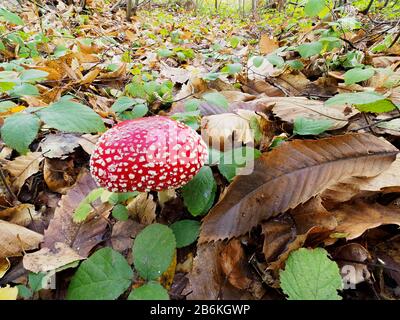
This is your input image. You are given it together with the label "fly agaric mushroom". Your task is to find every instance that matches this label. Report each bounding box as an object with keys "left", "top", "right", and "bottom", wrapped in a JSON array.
[{"left": 89, "top": 116, "right": 208, "bottom": 192}]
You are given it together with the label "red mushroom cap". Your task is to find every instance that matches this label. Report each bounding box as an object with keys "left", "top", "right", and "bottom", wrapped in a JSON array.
[{"left": 90, "top": 116, "right": 208, "bottom": 192}]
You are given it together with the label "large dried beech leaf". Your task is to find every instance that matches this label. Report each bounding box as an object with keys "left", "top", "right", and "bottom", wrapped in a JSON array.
[
  {"left": 332, "top": 200, "right": 400, "bottom": 240},
  {"left": 269, "top": 97, "right": 357, "bottom": 130},
  {"left": 200, "top": 133, "right": 398, "bottom": 242},
  {"left": 4, "top": 152, "right": 44, "bottom": 191},
  {"left": 43, "top": 170, "right": 111, "bottom": 257},
  {"left": 0, "top": 220, "right": 43, "bottom": 259}
]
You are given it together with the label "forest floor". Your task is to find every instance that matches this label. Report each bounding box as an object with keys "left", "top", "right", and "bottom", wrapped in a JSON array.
[{"left": 1, "top": 0, "right": 400, "bottom": 300}]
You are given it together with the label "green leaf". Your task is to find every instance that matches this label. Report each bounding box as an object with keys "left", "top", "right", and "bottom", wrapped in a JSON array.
[
  {"left": 170, "top": 220, "right": 201, "bottom": 248},
  {"left": 131, "top": 103, "right": 148, "bottom": 118},
  {"left": 226, "top": 63, "right": 242, "bottom": 75},
  {"left": 128, "top": 282, "right": 169, "bottom": 300},
  {"left": 202, "top": 92, "right": 228, "bottom": 109},
  {"left": 202, "top": 72, "right": 221, "bottom": 81},
  {"left": 157, "top": 48, "right": 173, "bottom": 58},
  {"left": 218, "top": 147, "right": 261, "bottom": 181},
  {"left": 297, "top": 42, "right": 323, "bottom": 58},
  {"left": 0, "top": 80, "right": 17, "bottom": 92},
  {"left": 10, "top": 83, "right": 39, "bottom": 97},
  {"left": 325, "top": 92, "right": 386, "bottom": 107},
  {"left": 267, "top": 54, "right": 285, "bottom": 67},
  {"left": 344, "top": 68, "right": 375, "bottom": 85},
  {"left": 67, "top": 248, "right": 133, "bottom": 300},
  {"left": 252, "top": 56, "right": 264, "bottom": 68},
  {"left": 280, "top": 248, "right": 342, "bottom": 300},
  {"left": 20, "top": 69, "right": 49, "bottom": 82},
  {"left": 0, "top": 9, "right": 24, "bottom": 26},
  {"left": 106, "top": 192, "right": 138, "bottom": 205},
  {"left": 184, "top": 99, "right": 201, "bottom": 111},
  {"left": 182, "top": 166, "right": 217, "bottom": 216},
  {"left": 17, "top": 285, "right": 32, "bottom": 299},
  {"left": 38, "top": 99, "right": 106, "bottom": 133},
  {"left": 125, "top": 82, "right": 146, "bottom": 99},
  {"left": 133, "top": 224, "right": 176, "bottom": 280},
  {"left": 111, "top": 96, "right": 136, "bottom": 113},
  {"left": 287, "top": 60, "right": 304, "bottom": 70},
  {"left": 1, "top": 113, "right": 40, "bottom": 154},
  {"left": 293, "top": 117, "right": 333, "bottom": 135},
  {"left": 229, "top": 36, "right": 240, "bottom": 48},
  {"left": 304, "top": 0, "right": 326, "bottom": 17},
  {"left": 73, "top": 188, "right": 105, "bottom": 222},
  {"left": 355, "top": 99, "right": 396, "bottom": 113},
  {"left": 28, "top": 272, "right": 47, "bottom": 292},
  {"left": 112, "top": 204, "right": 129, "bottom": 221}
]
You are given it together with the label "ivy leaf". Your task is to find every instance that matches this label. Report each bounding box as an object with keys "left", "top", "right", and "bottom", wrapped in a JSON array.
[
  {"left": 297, "top": 42, "right": 323, "bottom": 58},
  {"left": 304, "top": 0, "right": 326, "bottom": 17},
  {"left": 182, "top": 166, "right": 217, "bottom": 216},
  {"left": 170, "top": 220, "right": 201, "bottom": 248},
  {"left": 38, "top": 99, "right": 106, "bottom": 133},
  {"left": 67, "top": 248, "right": 133, "bottom": 300},
  {"left": 293, "top": 117, "right": 333, "bottom": 136},
  {"left": 128, "top": 282, "right": 169, "bottom": 300},
  {"left": 0, "top": 9, "right": 24, "bottom": 26},
  {"left": 133, "top": 224, "right": 176, "bottom": 280},
  {"left": 280, "top": 248, "right": 343, "bottom": 300},
  {"left": 1, "top": 113, "right": 40, "bottom": 154},
  {"left": 344, "top": 68, "right": 375, "bottom": 85},
  {"left": 202, "top": 92, "right": 228, "bottom": 109}
]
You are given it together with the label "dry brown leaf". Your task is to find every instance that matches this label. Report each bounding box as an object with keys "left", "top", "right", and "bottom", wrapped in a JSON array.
[
  {"left": 4, "top": 152, "right": 44, "bottom": 191},
  {"left": 333, "top": 243, "right": 371, "bottom": 286},
  {"left": 184, "top": 242, "right": 246, "bottom": 300},
  {"left": 0, "top": 220, "right": 43, "bottom": 259},
  {"left": 39, "top": 133, "right": 80, "bottom": 159},
  {"left": 200, "top": 133, "right": 398, "bottom": 242},
  {"left": 259, "top": 34, "right": 279, "bottom": 54},
  {"left": 126, "top": 193, "right": 156, "bottom": 225},
  {"left": 111, "top": 220, "right": 145, "bottom": 252},
  {"left": 43, "top": 158, "right": 79, "bottom": 194},
  {"left": 268, "top": 96, "right": 358, "bottom": 130},
  {"left": 160, "top": 62, "right": 190, "bottom": 84},
  {"left": 201, "top": 111, "right": 259, "bottom": 150},
  {"left": 247, "top": 56, "right": 274, "bottom": 80},
  {"left": 0, "top": 203, "right": 40, "bottom": 227},
  {"left": 219, "top": 91, "right": 256, "bottom": 103},
  {"left": 78, "top": 134, "right": 99, "bottom": 154},
  {"left": 332, "top": 200, "right": 400, "bottom": 240},
  {"left": 43, "top": 170, "right": 111, "bottom": 257},
  {"left": 0, "top": 258, "right": 10, "bottom": 279},
  {"left": 23, "top": 242, "right": 84, "bottom": 273}
]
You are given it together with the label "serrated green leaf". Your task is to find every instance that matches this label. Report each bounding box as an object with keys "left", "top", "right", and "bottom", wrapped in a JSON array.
[
  {"left": 38, "top": 99, "right": 106, "bottom": 133},
  {"left": 112, "top": 204, "right": 129, "bottom": 221},
  {"left": 293, "top": 117, "right": 333, "bottom": 135},
  {"left": 128, "top": 281, "right": 169, "bottom": 300},
  {"left": 1, "top": 113, "right": 40, "bottom": 154},
  {"left": 297, "top": 42, "right": 323, "bottom": 58},
  {"left": 280, "top": 248, "right": 342, "bottom": 300},
  {"left": 304, "top": 0, "right": 326, "bottom": 17},
  {"left": 202, "top": 92, "right": 228, "bottom": 109},
  {"left": 344, "top": 68, "right": 375, "bottom": 85},
  {"left": 0, "top": 9, "right": 24, "bottom": 26},
  {"left": 182, "top": 166, "right": 217, "bottom": 216},
  {"left": 67, "top": 248, "right": 133, "bottom": 300},
  {"left": 170, "top": 220, "right": 200, "bottom": 248},
  {"left": 133, "top": 224, "right": 176, "bottom": 280}
]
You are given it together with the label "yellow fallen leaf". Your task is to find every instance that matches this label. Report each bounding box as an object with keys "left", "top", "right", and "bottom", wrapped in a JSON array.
[{"left": 0, "top": 285, "right": 18, "bottom": 300}]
